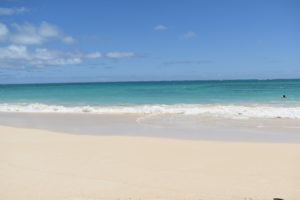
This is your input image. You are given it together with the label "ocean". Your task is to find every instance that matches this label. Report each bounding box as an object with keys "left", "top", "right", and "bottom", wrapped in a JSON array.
[{"left": 0, "top": 79, "right": 300, "bottom": 119}]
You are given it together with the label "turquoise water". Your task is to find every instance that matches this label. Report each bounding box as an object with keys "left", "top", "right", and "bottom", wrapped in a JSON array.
[{"left": 0, "top": 79, "right": 300, "bottom": 106}]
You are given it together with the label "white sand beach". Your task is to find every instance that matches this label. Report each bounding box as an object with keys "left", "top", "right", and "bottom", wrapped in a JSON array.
[
  {"left": 1, "top": 123, "right": 299, "bottom": 200},
  {"left": 1, "top": 0, "right": 299, "bottom": 199}
]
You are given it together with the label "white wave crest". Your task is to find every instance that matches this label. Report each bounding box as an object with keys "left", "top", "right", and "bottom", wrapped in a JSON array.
[{"left": 0, "top": 103, "right": 300, "bottom": 119}]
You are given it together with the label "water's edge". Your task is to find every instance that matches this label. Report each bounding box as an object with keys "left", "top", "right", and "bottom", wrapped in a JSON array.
[{"left": 0, "top": 103, "right": 300, "bottom": 119}]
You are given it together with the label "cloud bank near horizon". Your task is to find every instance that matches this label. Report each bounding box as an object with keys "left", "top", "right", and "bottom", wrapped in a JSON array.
[
  {"left": 0, "top": 7, "right": 28, "bottom": 16},
  {"left": 0, "top": 20, "right": 137, "bottom": 68}
]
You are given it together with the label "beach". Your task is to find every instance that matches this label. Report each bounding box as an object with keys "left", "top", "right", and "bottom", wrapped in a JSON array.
[
  {"left": 1, "top": 80, "right": 300, "bottom": 200},
  {"left": 1, "top": 0, "right": 300, "bottom": 198},
  {"left": 1, "top": 113, "right": 300, "bottom": 200}
]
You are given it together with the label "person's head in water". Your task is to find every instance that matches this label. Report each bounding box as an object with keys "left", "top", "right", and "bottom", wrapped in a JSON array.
[{"left": 282, "top": 95, "right": 287, "bottom": 98}]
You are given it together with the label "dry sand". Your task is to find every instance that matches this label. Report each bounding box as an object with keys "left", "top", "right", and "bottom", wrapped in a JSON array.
[{"left": 0, "top": 125, "right": 299, "bottom": 200}]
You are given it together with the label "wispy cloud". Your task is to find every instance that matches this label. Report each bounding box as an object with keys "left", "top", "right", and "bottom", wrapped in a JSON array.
[
  {"left": 0, "top": 45, "right": 100, "bottom": 68},
  {"left": 86, "top": 52, "right": 102, "bottom": 58},
  {"left": 105, "top": 52, "right": 136, "bottom": 58},
  {"left": 182, "top": 31, "right": 196, "bottom": 39},
  {"left": 154, "top": 25, "right": 167, "bottom": 31},
  {"left": 0, "top": 21, "right": 138, "bottom": 68},
  {"left": 0, "top": 23, "right": 9, "bottom": 41},
  {"left": 61, "top": 36, "right": 76, "bottom": 44},
  {"left": 0, "top": 45, "right": 137, "bottom": 68},
  {"left": 0, "top": 22, "right": 76, "bottom": 45},
  {"left": 163, "top": 60, "right": 213, "bottom": 65},
  {"left": 0, "top": 7, "right": 28, "bottom": 15},
  {"left": 256, "top": 39, "right": 263, "bottom": 44}
]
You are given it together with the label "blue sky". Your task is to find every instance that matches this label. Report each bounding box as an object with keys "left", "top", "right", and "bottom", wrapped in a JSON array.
[{"left": 0, "top": 0, "right": 299, "bottom": 83}]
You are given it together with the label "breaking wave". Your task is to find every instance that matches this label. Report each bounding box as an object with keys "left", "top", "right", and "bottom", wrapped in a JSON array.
[{"left": 0, "top": 103, "right": 300, "bottom": 119}]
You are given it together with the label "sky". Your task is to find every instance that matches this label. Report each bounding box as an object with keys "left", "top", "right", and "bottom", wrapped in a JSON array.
[{"left": 0, "top": 0, "right": 299, "bottom": 83}]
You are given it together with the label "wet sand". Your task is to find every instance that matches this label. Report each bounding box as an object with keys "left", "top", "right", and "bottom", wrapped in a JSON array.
[{"left": 0, "top": 112, "right": 300, "bottom": 142}]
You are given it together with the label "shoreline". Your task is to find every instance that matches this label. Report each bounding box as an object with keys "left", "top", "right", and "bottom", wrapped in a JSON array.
[
  {"left": 1, "top": 125, "right": 299, "bottom": 200},
  {"left": 1, "top": 112, "right": 300, "bottom": 143}
]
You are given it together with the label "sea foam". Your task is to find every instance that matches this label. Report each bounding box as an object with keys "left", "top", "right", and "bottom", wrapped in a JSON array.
[{"left": 0, "top": 103, "right": 300, "bottom": 119}]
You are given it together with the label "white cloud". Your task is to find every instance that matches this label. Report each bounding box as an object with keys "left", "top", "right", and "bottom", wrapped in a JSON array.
[
  {"left": 0, "top": 45, "right": 28, "bottom": 60},
  {"left": 0, "top": 46, "right": 137, "bottom": 68},
  {"left": 61, "top": 36, "right": 76, "bottom": 44},
  {"left": 86, "top": 52, "right": 102, "bottom": 58},
  {"left": 10, "top": 23, "right": 44, "bottom": 45},
  {"left": 183, "top": 31, "right": 196, "bottom": 39},
  {"left": 0, "top": 23, "right": 9, "bottom": 41},
  {"left": 0, "top": 45, "right": 101, "bottom": 68},
  {"left": 38, "top": 22, "right": 60, "bottom": 37},
  {"left": 105, "top": 52, "right": 135, "bottom": 58},
  {"left": 0, "top": 21, "right": 138, "bottom": 68},
  {"left": 0, "top": 7, "right": 28, "bottom": 15},
  {"left": 1, "top": 22, "right": 75, "bottom": 45},
  {"left": 154, "top": 25, "right": 167, "bottom": 31}
]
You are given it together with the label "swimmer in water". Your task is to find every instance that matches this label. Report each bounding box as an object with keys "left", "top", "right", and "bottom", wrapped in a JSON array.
[{"left": 282, "top": 95, "right": 287, "bottom": 98}]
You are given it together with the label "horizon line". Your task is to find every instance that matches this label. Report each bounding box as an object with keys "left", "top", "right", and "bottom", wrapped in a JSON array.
[{"left": 1, "top": 78, "right": 300, "bottom": 86}]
